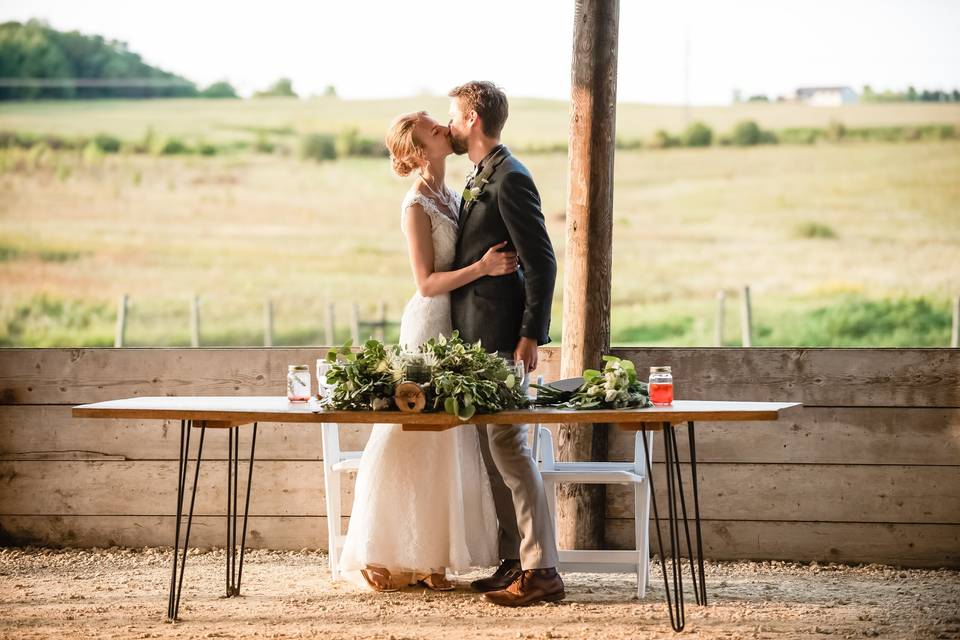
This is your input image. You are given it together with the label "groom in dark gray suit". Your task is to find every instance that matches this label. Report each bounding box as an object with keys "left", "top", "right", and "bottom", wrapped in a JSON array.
[{"left": 447, "top": 81, "right": 564, "bottom": 606}]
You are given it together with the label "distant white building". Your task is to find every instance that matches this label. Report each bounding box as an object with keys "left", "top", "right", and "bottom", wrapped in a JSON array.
[{"left": 794, "top": 86, "right": 858, "bottom": 106}]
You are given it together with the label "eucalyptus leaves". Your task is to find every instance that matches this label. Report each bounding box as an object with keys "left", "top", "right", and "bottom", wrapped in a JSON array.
[
  {"left": 420, "top": 332, "right": 528, "bottom": 419},
  {"left": 532, "top": 355, "right": 653, "bottom": 410},
  {"left": 321, "top": 338, "right": 651, "bottom": 417},
  {"left": 321, "top": 332, "right": 528, "bottom": 420},
  {"left": 322, "top": 339, "right": 403, "bottom": 412}
]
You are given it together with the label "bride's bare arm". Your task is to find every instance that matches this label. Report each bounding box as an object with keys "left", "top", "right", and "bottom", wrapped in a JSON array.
[{"left": 404, "top": 204, "right": 518, "bottom": 298}]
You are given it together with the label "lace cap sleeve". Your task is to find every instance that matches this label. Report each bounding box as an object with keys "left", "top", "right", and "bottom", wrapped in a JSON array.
[{"left": 400, "top": 192, "right": 432, "bottom": 231}]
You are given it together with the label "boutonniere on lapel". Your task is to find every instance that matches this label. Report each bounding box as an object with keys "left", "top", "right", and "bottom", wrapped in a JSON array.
[
  {"left": 462, "top": 180, "right": 485, "bottom": 203},
  {"left": 461, "top": 147, "right": 508, "bottom": 210}
]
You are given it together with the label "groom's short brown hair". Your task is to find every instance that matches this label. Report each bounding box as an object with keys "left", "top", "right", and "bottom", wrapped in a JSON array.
[{"left": 449, "top": 81, "right": 509, "bottom": 138}]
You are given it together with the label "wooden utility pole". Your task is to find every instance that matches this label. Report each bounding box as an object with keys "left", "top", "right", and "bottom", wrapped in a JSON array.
[{"left": 558, "top": 0, "right": 620, "bottom": 551}]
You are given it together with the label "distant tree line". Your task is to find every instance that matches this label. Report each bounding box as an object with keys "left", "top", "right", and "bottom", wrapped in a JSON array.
[
  {"left": 632, "top": 119, "right": 955, "bottom": 149},
  {"left": 521, "top": 120, "right": 957, "bottom": 154},
  {"left": 0, "top": 124, "right": 390, "bottom": 161},
  {"left": 0, "top": 20, "right": 255, "bottom": 100},
  {"left": 734, "top": 86, "right": 960, "bottom": 104},
  {"left": 861, "top": 85, "right": 960, "bottom": 103}
]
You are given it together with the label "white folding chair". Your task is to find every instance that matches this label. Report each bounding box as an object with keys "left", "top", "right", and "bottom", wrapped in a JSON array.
[
  {"left": 320, "top": 422, "right": 363, "bottom": 579},
  {"left": 531, "top": 377, "right": 654, "bottom": 597}
]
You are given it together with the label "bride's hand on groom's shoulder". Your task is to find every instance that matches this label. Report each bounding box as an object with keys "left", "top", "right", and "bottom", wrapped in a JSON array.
[{"left": 479, "top": 241, "right": 519, "bottom": 277}]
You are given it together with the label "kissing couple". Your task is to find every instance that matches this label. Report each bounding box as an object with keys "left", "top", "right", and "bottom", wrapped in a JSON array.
[{"left": 336, "top": 81, "right": 564, "bottom": 607}]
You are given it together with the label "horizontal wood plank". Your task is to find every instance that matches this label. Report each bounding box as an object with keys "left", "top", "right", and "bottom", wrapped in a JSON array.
[
  {"left": 613, "top": 348, "right": 960, "bottom": 408},
  {"left": 0, "top": 514, "right": 348, "bottom": 550},
  {"left": 0, "top": 460, "right": 354, "bottom": 517},
  {"left": 605, "top": 519, "right": 960, "bottom": 568},
  {"left": 602, "top": 407, "right": 960, "bottom": 465},
  {"left": 602, "top": 464, "right": 960, "bottom": 524},
  {"left": 6, "top": 406, "right": 960, "bottom": 465},
  {"left": 69, "top": 396, "right": 800, "bottom": 428},
  {"left": 1, "top": 515, "right": 956, "bottom": 567},
  {"left": 0, "top": 405, "right": 350, "bottom": 460},
  {"left": 6, "top": 347, "right": 960, "bottom": 407},
  {"left": 4, "top": 460, "right": 958, "bottom": 524},
  {"left": 0, "top": 348, "right": 563, "bottom": 405}
]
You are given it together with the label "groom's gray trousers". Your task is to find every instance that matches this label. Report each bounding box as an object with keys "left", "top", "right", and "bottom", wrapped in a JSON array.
[{"left": 475, "top": 418, "right": 560, "bottom": 569}]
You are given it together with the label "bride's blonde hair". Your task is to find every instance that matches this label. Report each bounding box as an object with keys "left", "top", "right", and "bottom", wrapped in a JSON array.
[{"left": 386, "top": 111, "right": 427, "bottom": 177}]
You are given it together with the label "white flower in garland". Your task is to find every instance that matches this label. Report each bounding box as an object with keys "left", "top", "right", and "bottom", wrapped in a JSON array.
[
  {"left": 532, "top": 355, "right": 653, "bottom": 410},
  {"left": 386, "top": 350, "right": 410, "bottom": 382}
]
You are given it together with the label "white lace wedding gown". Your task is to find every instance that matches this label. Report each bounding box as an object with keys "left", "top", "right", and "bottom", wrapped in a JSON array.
[{"left": 337, "top": 186, "right": 499, "bottom": 588}]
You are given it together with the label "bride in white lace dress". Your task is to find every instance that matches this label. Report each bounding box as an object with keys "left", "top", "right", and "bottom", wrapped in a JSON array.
[{"left": 337, "top": 111, "right": 520, "bottom": 592}]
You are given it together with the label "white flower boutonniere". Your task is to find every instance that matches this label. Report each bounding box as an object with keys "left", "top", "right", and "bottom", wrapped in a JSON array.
[
  {"left": 461, "top": 147, "right": 508, "bottom": 209},
  {"left": 462, "top": 180, "right": 486, "bottom": 202}
]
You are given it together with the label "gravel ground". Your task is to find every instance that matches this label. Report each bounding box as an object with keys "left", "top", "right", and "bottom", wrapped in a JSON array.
[{"left": 1, "top": 547, "right": 958, "bottom": 640}]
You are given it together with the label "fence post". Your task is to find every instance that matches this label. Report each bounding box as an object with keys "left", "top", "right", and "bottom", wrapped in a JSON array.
[
  {"left": 263, "top": 299, "right": 274, "bottom": 347},
  {"left": 952, "top": 294, "right": 959, "bottom": 348},
  {"left": 740, "top": 285, "right": 752, "bottom": 347},
  {"left": 114, "top": 294, "right": 128, "bottom": 348},
  {"left": 377, "top": 301, "right": 387, "bottom": 341},
  {"left": 190, "top": 294, "right": 200, "bottom": 348},
  {"left": 350, "top": 303, "right": 360, "bottom": 344},
  {"left": 715, "top": 290, "right": 726, "bottom": 346},
  {"left": 325, "top": 303, "right": 336, "bottom": 346}
]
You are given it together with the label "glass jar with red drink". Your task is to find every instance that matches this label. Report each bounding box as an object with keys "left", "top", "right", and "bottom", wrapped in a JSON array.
[{"left": 649, "top": 366, "right": 674, "bottom": 406}]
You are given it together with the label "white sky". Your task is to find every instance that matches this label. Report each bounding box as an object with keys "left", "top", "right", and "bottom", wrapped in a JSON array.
[{"left": 2, "top": 0, "right": 959, "bottom": 103}]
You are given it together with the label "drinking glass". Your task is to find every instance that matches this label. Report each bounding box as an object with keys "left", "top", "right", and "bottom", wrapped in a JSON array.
[
  {"left": 503, "top": 358, "right": 528, "bottom": 394},
  {"left": 316, "top": 359, "right": 334, "bottom": 400}
]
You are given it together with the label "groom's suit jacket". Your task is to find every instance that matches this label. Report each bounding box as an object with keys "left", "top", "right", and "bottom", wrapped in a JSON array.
[{"left": 451, "top": 145, "right": 557, "bottom": 353}]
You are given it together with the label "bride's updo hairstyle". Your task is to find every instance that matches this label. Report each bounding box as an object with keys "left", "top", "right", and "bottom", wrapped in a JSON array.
[{"left": 386, "top": 111, "right": 427, "bottom": 177}]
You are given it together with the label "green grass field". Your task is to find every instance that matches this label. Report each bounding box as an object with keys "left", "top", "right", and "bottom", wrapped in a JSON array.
[
  {"left": 3, "top": 97, "right": 960, "bottom": 148},
  {"left": 1, "top": 99, "right": 959, "bottom": 347}
]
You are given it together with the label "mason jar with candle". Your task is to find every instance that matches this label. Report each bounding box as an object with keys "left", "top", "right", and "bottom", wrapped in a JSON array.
[
  {"left": 287, "top": 365, "right": 311, "bottom": 402},
  {"left": 649, "top": 366, "right": 674, "bottom": 406}
]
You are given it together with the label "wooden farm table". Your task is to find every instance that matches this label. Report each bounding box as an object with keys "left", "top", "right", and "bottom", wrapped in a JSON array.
[{"left": 73, "top": 397, "right": 800, "bottom": 630}]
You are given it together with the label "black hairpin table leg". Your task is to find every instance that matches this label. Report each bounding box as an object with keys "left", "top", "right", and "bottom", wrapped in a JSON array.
[
  {"left": 226, "top": 423, "right": 258, "bottom": 597},
  {"left": 666, "top": 422, "right": 704, "bottom": 605},
  {"left": 167, "top": 420, "right": 206, "bottom": 622},
  {"left": 166, "top": 421, "right": 258, "bottom": 621},
  {"left": 687, "top": 421, "right": 707, "bottom": 606},
  {"left": 641, "top": 427, "right": 682, "bottom": 631},
  {"left": 640, "top": 421, "right": 708, "bottom": 632}
]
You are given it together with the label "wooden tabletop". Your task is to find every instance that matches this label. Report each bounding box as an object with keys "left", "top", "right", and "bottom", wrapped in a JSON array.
[{"left": 72, "top": 396, "right": 802, "bottom": 430}]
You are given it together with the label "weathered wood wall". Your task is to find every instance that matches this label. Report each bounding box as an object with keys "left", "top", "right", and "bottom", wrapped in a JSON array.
[{"left": 1, "top": 347, "right": 958, "bottom": 567}]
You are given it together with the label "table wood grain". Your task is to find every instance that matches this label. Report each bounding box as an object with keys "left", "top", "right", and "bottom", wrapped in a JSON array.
[{"left": 73, "top": 397, "right": 802, "bottom": 430}]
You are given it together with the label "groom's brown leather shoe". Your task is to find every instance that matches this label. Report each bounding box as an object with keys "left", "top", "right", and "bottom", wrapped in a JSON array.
[
  {"left": 470, "top": 559, "right": 523, "bottom": 593},
  {"left": 483, "top": 569, "right": 565, "bottom": 607}
]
